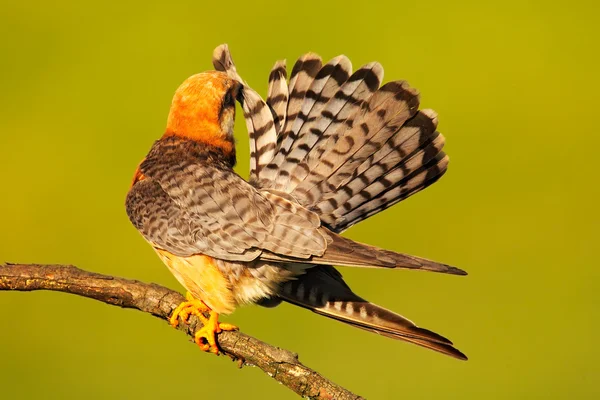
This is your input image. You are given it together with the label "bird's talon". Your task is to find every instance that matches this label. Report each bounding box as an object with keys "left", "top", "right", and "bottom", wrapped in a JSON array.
[
  {"left": 169, "top": 292, "right": 210, "bottom": 328},
  {"left": 191, "top": 311, "right": 237, "bottom": 355},
  {"left": 169, "top": 302, "right": 188, "bottom": 328},
  {"left": 195, "top": 335, "right": 212, "bottom": 352},
  {"left": 194, "top": 327, "right": 218, "bottom": 353},
  {"left": 168, "top": 293, "right": 237, "bottom": 355}
]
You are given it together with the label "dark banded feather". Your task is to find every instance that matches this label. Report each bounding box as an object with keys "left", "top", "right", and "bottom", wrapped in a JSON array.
[
  {"left": 272, "top": 55, "right": 353, "bottom": 190},
  {"left": 274, "top": 62, "right": 384, "bottom": 192},
  {"left": 327, "top": 133, "right": 445, "bottom": 218},
  {"left": 298, "top": 63, "right": 384, "bottom": 172},
  {"left": 262, "top": 54, "right": 323, "bottom": 183},
  {"left": 285, "top": 53, "right": 323, "bottom": 133},
  {"left": 278, "top": 266, "right": 467, "bottom": 360},
  {"left": 216, "top": 46, "right": 449, "bottom": 234},
  {"left": 267, "top": 59, "right": 288, "bottom": 134},
  {"left": 212, "top": 44, "right": 278, "bottom": 182},
  {"left": 336, "top": 152, "right": 449, "bottom": 231},
  {"left": 292, "top": 80, "right": 421, "bottom": 203},
  {"left": 312, "top": 110, "right": 445, "bottom": 230}
]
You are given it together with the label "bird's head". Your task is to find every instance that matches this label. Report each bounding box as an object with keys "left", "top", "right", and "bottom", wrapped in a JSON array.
[{"left": 164, "top": 70, "right": 242, "bottom": 156}]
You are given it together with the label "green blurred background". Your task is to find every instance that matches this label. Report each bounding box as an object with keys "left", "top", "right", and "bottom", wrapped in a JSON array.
[{"left": 1, "top": 0, "right": 598, "bottom": 398}]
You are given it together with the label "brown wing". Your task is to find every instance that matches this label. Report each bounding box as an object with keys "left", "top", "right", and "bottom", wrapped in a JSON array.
[
  {"left": 260, "top": 228, "right": 466, "bottom": 275},
  {"left": 125, "top": 137, "right": 327, "bottom": 261}
]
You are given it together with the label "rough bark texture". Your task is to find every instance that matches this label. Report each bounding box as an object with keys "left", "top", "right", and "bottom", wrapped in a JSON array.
[{"left": 0, "top": 263, "right": 363, "bottom": 400}]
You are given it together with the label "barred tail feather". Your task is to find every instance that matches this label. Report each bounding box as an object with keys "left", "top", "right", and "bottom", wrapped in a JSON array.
[
  {"left": 276, "top": 54, "right": 323, "bottom": 149},
  {"left": 214, "top": 45, "right": 450, "bottom": 234},
  {"left": 292, "top": 80, "right": 421, "bottom": 204},
  {"left": 266, "top": 61, "right": 384, "bottom": 192},
  {"left": 294, "top": 62, "right": 384, "bottom": 186},
  {"left": 258, "top": 54, "right": 323, "bottom": 185},
  {"left": 337, "top": 152, "right": 449, "bottom": 231},
  {"left": 213, "top": 44, "right": 278, "bottom": 182},
  {"left": 267, "top": 60, "right": 288, "bottom": 133},
  {"left": 314, "top": 111, "right": 442, "bottom": 217},
  {"left": 317, "top": 111, "right": 448, "bottom": 231},
  {"left": 278, "top": 266, "right": 467, "bottom": 360},
  {"left": 272, "top": 55, "right": 352, "bottom": 189}
]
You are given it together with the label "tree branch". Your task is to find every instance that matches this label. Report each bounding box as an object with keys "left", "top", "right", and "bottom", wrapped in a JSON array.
[{"left": 0, "top": 263, "right": 362, "bottom": 400}]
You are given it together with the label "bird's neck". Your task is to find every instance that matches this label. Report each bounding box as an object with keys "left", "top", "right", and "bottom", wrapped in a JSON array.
[
  {"left": 163, "top": 124, "right": 234, "bottom": 156},
  {"left": 158, "top": 133, "right": 236, "bottom": 169}
]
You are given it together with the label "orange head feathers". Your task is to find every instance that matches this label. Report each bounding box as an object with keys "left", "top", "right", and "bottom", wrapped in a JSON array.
[{"left": 164, "top": 71, "right": 241, "bottom": 155}]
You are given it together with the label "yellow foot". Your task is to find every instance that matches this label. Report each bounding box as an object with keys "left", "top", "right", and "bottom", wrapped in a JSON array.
[
  {"left": 194, "top": 310, "right": 238, "bottom": 354},
  {"left": 169, "top": 292, "right": 210, "bottom": 328}
]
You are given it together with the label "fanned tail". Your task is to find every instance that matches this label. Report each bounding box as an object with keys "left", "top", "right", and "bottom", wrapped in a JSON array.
[
  {"left": 314, "top": 108, "right": 448, "bottom": 231},
  {"left": 289, "top": 81, "right": 447, "bottom": 233},
  {"left": 219, "top": 45, "right": 447, "bottom": 232},
  {"left": 278, "top": 266, "right": 467, "bottom": 360}
]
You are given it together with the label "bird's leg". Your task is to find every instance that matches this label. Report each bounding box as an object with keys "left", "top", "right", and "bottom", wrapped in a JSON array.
[
  {"left": 169, "top": 292, "right": 210, "bottom": 327},
  {"left": 194, "top": 310, "right": 238, "bottom": 354},
  {"left": 169, "top": 292, "right": 238, "bottom": 354}
]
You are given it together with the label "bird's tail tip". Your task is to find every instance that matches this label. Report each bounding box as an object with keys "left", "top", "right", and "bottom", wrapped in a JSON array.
[{"left": 278, "top": 266, "right": 467, "bottom": 360}]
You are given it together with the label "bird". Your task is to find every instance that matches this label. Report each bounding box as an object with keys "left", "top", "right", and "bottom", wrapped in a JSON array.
[{"left": 125, "top": 44, "right": 467, "bottom": 360}]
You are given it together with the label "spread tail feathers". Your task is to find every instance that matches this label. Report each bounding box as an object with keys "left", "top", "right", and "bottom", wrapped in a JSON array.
[
  {"left": 213, "top": 45, "right": 449, "bottom": 233},
  {"left": 278, "top": 266, "right": 467, "bottom": 360}
]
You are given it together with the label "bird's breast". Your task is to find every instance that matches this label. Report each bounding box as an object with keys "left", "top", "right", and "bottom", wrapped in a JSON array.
[{"left": 154, "top": 248, "right": 236, "bottom": 314}]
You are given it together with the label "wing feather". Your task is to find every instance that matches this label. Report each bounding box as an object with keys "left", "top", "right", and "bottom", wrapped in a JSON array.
[
  {"left": 272, "top": 56, "right": 353, "bottom": 190},
  {"left": 212, "top": 44, "right": 279, "bottom": 183},
  {"left": 267, "top": 59, "right": 288, "bottom": 134},
  {"left": 125, "top": 138, "right": 327, "bottom": 261}
]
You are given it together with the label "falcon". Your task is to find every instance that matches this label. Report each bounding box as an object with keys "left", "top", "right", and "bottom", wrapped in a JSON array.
[{"left": 125, "top": 44, "right": 467, "bottom": 360}]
